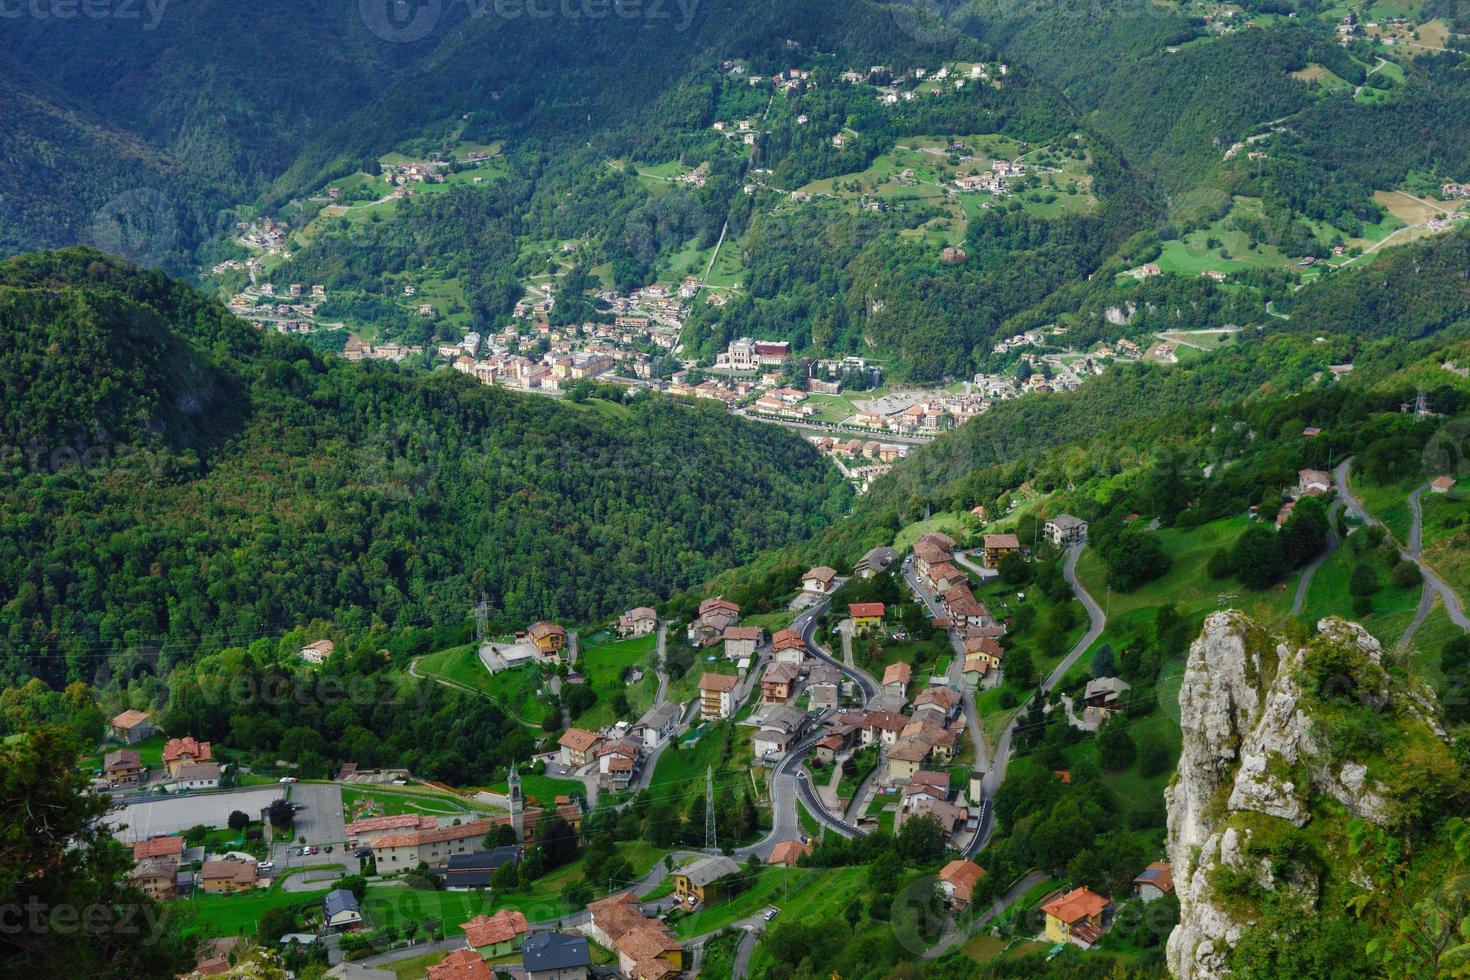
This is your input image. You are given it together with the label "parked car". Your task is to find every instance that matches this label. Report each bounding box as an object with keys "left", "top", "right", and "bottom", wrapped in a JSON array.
[
  {"left": 354, "top": 848, "right": 372, "bottom": 859},
  {"left": 258, "top": 861, "right": 275, "bottom": 872},
  {"left": 308, "top": 846, "right": 318, "bottom": 855},
  {"left": 278, "top": 776, "right": 296, "bottom": 784},
  {"left": 324, "top": 845, "right": 333, "bottom": 853},
  {"left": 763, "top": 907, "right": 780, "bottom": 921}
]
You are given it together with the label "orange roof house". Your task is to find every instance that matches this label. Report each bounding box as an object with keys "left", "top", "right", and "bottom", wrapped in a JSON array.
[
  {"left": 557, "top": 728, "right": 602, "bottom": 767},
  {"left": 427, "top": 948, "right": 492, "bottom": 980},
  {"left": 462, "top": 909, "right": 530, "bottom": 952},
  {"left": 133, "top": 836, "right": 184, "bottom": 862},
  {"left": 768, "top": 839, "right": 813, "bottom": 867},
  {"left": 882, "top": 661, "right": 912, "bottom": 692},
  {"left": 162, "top": 737, "right": 212, "bottom": 776},
  {"left": 938, "top": 859, "right": 985, "bottom": 906},
  {"left": 1041, "top": 886, "right": 1109, "bottom": 948}
]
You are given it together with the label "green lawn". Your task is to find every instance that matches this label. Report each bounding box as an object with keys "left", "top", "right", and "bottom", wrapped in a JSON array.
[
  {"left": 413, "top": 645, "right": 549, "bottom": 723},
  {"left": 1075, "top": 515, "right": 1298, "bottom": 627},
  {"left": 1418, "top": 491, "right": 1470, "bottom": 607},
  {"left": 481, "top": 772, "right": 584, "bottom": 807},
  {"left": 1347, "top": 475, "right": 1416, "bottom": 544},
  {"left": 574, "top": 633, "right": 658, "bottom": 728},
  {"left": 1297, "top": 536, "right": 1422, "bottom": 646},
  {"left": 341, "top": 786, "right": 481, "bottom": 821}
]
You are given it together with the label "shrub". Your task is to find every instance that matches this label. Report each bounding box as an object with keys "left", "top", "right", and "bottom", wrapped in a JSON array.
[
  {"left": 1207, "top": 548, "right": 1232, "bottom": 580},
  {"left": 1390, "top": 560, "right": 1422, "bottom": 590},
  {"left": 1349, "top": 562, "right": 1378, "bottom": 597}
]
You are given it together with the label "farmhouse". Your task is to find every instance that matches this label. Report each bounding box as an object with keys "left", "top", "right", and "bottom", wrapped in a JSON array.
[
  {"left": 109, "top": 710, "right": 154, "bottom": 744},
  {"left": 1044, "top": 514, "right": 1088, "bottom": 548}
]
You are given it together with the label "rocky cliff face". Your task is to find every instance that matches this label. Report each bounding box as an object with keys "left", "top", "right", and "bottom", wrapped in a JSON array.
[{"left": 1164, "top": 612, "right": 1447, "bottom": 978}]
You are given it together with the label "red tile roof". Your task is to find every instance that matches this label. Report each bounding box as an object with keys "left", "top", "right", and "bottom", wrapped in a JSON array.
[
  {"left": 1042, "top": 886, "right": 1108, "bottom": 924},
  {"left": 427, "top": 948, "right": 492, "bottom": 980},
  {"left": 162, "top": 737, "right": 212, "bottom": 765},
  {"left": 849, "top": 602, "right": 885, "bottom": 618},
  {"left": 772, "top": 629, "right": 805, "bottom": 651},
  {"left": 133, "top": 836, "right": 184, "bottom": 861},
  {"left": 461, "top": 909, "right": 528, "bottom": 948},
  {"left": 699, "top": 673, "right": 738, "bottom": 693},
  {"left": 939, "top": 859, "right": 985, "bottom": 901}
]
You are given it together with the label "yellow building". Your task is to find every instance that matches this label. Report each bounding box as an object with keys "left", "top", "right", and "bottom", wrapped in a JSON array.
[
  {"left": 671, "top": 856, "right": 740, "bottom": 907},
  {"left": 1041, "top": 886, "right": 1109, "bottom": 948},
  {"left": 199, "top": 859, "right": 257, "bottom": 894},
  {"left": 848, "top": 602, "right": 886, "bottom": 633}
]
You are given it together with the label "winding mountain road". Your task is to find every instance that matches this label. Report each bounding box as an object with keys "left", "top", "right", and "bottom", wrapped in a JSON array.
[
  {"left": 964, "top": 542, "right": 1104, "bottom": 860},
  {"left": 1336, "top": 459, "right": 1470, "bottom": 645}
]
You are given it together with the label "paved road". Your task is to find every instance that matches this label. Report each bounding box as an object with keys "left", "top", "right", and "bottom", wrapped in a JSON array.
[
  {"left": 1337, "top": 460, "right": 1470, "bottom": 637},
  {"left": 800, "top": 600, "right": 878, "bottom": 705},
  {"left": 731, "top": 925, "right": 760, "bottom": 980},
  {"left": 920, "top": 869, "right": 1047, "bottom": 959},
  {"left": 964, "top": 542, "right": 1104, "bottom": 859},
  {"left": 1290, "top": 496, "right": 1344, "bottom": 616}
]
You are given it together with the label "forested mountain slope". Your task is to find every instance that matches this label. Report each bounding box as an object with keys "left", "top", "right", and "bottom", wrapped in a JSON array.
[{"left": 0, "top": 251, "right": 850, "bottom": 688}]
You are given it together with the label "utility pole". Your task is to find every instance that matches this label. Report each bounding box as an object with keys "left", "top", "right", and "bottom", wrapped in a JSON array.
[
  {"left": 475, "top": 593, "right": 489, "bottom": 648},
  {"left": 705, "top": 766, "right": 717, "bottom": 853}
]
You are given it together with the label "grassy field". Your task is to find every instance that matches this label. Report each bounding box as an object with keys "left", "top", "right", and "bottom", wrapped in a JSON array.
[
  {"left": 647, "top": 719, "right": 764, "bottom": 839},
  {"left": 1347, "top": 474, "right": 1417, "bottom": 544},
  {"left": 1297, "top": 536, "right": 1422, "bottom": 646},
  {"left": 341, "top": 785, "right": 483, "bottom": 821},
  {"left": 1418, "top": 490, "right": 1470, "bottom": 606},
  {"left": 893, "top": 511, "right": 972, "bottom": 551},
  {"left": 412, "top": 645, "right": 549, "bottom": 723},
  {"left": 1074, "top": 515, "right": 1299, "bottom": 628},
  {"left": 1155, "top": 197, "right": 1293, "bottom": 276},
  {"left": 481, "top": 771, "right": 585, "bottom": 806},
  {"left": 575, "top": 633, "right": 659, "bottom": 728}
]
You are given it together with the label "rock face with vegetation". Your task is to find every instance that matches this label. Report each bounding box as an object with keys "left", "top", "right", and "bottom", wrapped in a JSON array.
[{"left": 1165, "top": 612, "right": 1451, "bottom": 978}]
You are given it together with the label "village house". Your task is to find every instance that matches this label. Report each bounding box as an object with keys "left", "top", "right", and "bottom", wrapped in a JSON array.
[
  {"left": 109, "top": 709, "right": 154, "bottom": 744},
  {"left": 133, "top": 835, "right": 184, "bottom": 863},
  {"left": 431, "top": 847, "right": 520, "bottom": 890},
  {"left": 801, "top": 566, "right": 838, "bottom": 595},
  {"left": 806, "top": 664, "right": 842, "bottom": 709},
  {"left": 584, "top": 892, "right": 684, "bottom": 980},
  {"left": 1041, "top": 886, "right": 1110, "bottom": 948},
  {"left": 323, "top": 889, "right": 363, "bottom": 931},
  {"left": 861, "top": 710, "right": 909, "bottom": 747},
  {"left": 768, "top": 838, "right": 813, "bottom": 867},
  {"left": 596, "top": 738, "right": 641, "bottom": 791},
  {"left": 897, "top": 785, "right": 970, "bottom": 838},
  {"left": 300, "top": 639, "right": 335, "bottom": 665},
  {"left": 370, "top": 819, "right": 494, "bottom": 872},
  {"left": 673, "top": 856, "right": 741, "bottom": 907},
  {"left": 856, "top": 546, "right": 899, "bottom": 578},
  {"left": 1297, "top": 468, "right": 1334, "bottom": 497},
  {"left": 1432, "top": 475, "right": 1458, "bottom": 494},
  {"left": 885, "top": 736, "right": 933, "bottom": 783},
  {"left": 199, "top": 859, "right": 257, "bottom": 895},
  {"left": 162, "top": 737, "right": 212, "bottom": 777},
  {"left": 772, "top": 628, "right": 806, "bottom": 664},
  {"left": 1133, "top": 861, "right": 1174, "bottom": 901},
  {"left": 104, "top": 748, "right": 143, "bottom": 786},
  {"left": 963, "top": 636, "right": 1005, "bottom": 683},
  {"left": 527, "top": 622, "right": 567, "bottom": 659},
  {"left": 723, "top": 626, "right": 764, "bottom": 660},
  {"left": 428, "top": 948, "right": 492, "bottom": 980},
  {"left": 912, "top": 686, "right": 961, "bottom": 726},
  {"left": 521, "top": 932, "right": 592, "bottom": 980},
  {"left": 129, "top": 857, "right": 178, "bottom": 901},
  {"left": 753, "top": 703, "right": 811, "bottom": 758},
  {"left": 849, "top": 602, "right": 886, "bottom": 633},
  {"left": 1044, "top": 514, "right": 1089, "bottom": 548},
  {"left": 618, "top": 607, "right": 658, "bottom": 637},
  {"left": 635, "top": 702, "right": 681, "bottom": 749},
  {"left": 881, "top": 662, "right": 912, "bottom": 700},
  {"left": 938, "top": 859, "right": 985, "bottom": 909},
  {"left": 463, "top": 909, "right": 531, "bottom": 957},
  {"left": 761, "top": 662, "right": 801, "bottom": 703},
  {"left": 174, "top": 761, "right": 221, "bottom": 790},
  {"left": 981, "top": 533, "right": 1021, "bottom": 567},
  {"left": 1082, "top": 677, "right": 1131, "bottom": 723},
  {"left": 557, "top": 728, "right": 601, "bottom": 769},
  {"left": 942, "top": 585, "right": 991, "bottom": 631},
  {"left": 690, "top": 598, "right": 741, "bottom": 646},
  {"left": 698, "top": 673, "right": 739, "bottom": 720}
]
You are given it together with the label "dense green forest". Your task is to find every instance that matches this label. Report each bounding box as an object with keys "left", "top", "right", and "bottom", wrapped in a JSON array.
[{"left": 0, "top": 250, "right": 849, "bottom": 688}]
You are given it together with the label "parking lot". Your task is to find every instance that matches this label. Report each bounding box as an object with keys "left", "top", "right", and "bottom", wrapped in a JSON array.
[{"left": 105, "top": 785, "right": 286, "bottom": 842}]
